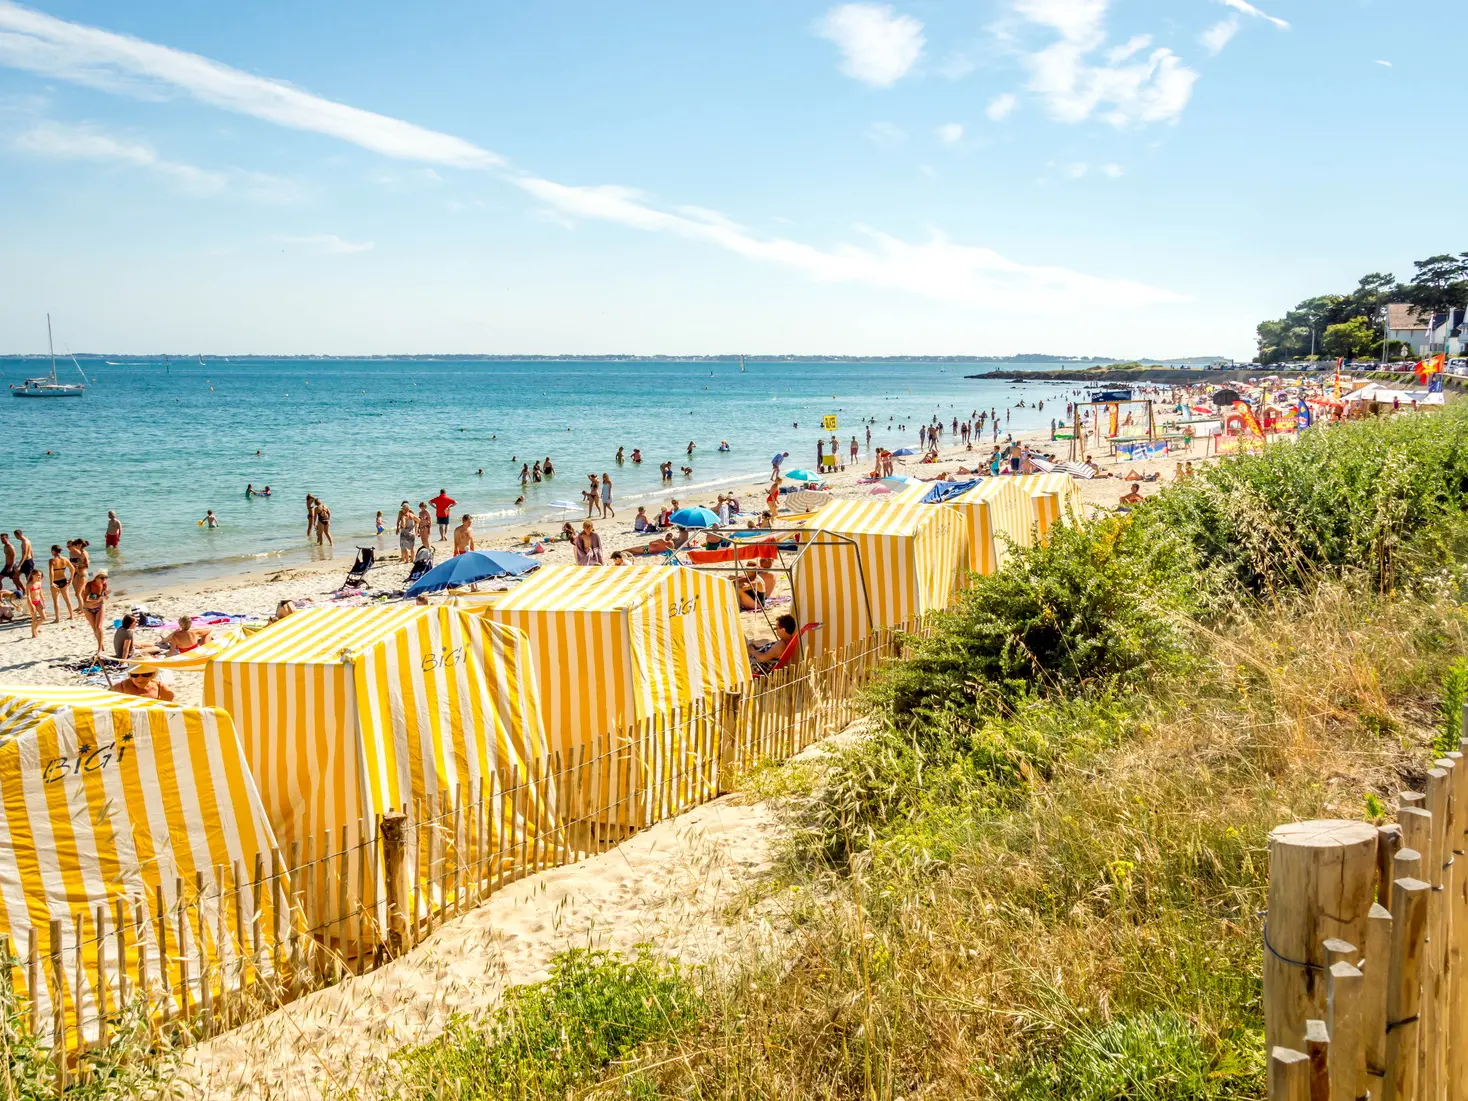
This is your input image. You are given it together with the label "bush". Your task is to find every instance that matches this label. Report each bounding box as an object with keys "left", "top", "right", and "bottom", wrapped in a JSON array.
[{"left": 392, "top": 948, "right": 701, "bottom": 1101}]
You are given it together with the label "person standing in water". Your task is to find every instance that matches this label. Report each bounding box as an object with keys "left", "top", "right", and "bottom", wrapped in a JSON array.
[
  {"left": 601, "top": 472, "right": 615, "bottom": 519},
  {"left": 105, "top": 511, "right": 122, "bottom": 551}
]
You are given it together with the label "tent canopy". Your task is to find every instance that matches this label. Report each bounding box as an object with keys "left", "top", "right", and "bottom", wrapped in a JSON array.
[
  {"left": 0, "top": 686, "right": 280, "bottom": 1046},
  {"left": 205, "top": 605, "right": 549, "bottom": 857},
  {"left": 471, "top": 563, "right": 752, "bottom": 755},
  {"left": 792, "top": 498, "right": 967, "bottom": 650}
]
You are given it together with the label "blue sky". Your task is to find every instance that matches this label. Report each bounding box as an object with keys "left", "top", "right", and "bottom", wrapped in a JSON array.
[{"left": 0, "top": 0, "right": 1454, "bottom": 359}]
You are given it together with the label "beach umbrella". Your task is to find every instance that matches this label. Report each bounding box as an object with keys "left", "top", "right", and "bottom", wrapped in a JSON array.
[
  {"left": 406, "top": 550, "right": 540, "bottom": 596},
  {"left": 868, "top": 484, "right": 892, "bottom": 495},
  {"left": 786, "top": 489, "right": 832, "bottom": 511},
  {"left": 783, "top": 469, "right": 822, "bottom": 482},
  {"left": 891, "top": 448, "right": 916, "bottom": 456},
  {"left": 669, "top": 506, "right": 720, "bottom": 528},
  {"left": 880, "top": 475, "right": 916, "bottom": 490}
]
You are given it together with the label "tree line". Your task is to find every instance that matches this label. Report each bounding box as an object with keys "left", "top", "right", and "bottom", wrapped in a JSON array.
[{"left": 1257, "top": 253, "right": 1468, "bottom": 363}]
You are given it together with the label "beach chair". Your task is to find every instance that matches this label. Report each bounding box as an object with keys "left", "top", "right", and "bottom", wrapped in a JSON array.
[
  {"left": 344, "top": 546, "right": 376, "bottom": 588},
  {"left": 405, "top": 545, "right": 435, "bottom": 584},
  {"left": 754, "top": 622, "right": 820, "bottom": 677},
  {"left": 1057, "top": 462, "right": 1096, "bottom": 480},
  {"left": 1029, "top": 456, "right": 1058, "bottom": 473}
]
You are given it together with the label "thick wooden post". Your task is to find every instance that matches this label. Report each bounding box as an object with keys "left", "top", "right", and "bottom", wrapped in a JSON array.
[
  {"left": 1383, "top": 876, "right": 1430, "bottom": 1101},
  {"left": 1265, "top": 821, "right": 1380, "bottom": 1051},
  {"left": 1448, "top": 741, "right": 1468, "bottom": 1101},
  {"left": 1423, "top": 764, "right": 1453, "bottom": 1101},
  {"left": 379, "top": 812, "right": 409, "bottom": 957}
]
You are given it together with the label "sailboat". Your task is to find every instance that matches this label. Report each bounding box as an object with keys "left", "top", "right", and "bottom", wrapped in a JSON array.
[{"left": 11, "top": 315, "right": 86, "bottom": 398}]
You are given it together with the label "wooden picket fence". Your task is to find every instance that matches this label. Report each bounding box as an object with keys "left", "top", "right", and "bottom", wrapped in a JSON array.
[
  {"left": 0, "top": 618, "right": 930, "bottom": 1083},
  {"left": 1263, "top": 716, "right": 1468, "bottom": 1101}
]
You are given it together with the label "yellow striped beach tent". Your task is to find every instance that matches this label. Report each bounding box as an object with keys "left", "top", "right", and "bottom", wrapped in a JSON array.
[
  {"left": 469, "top": 563, "right": 751, "bottom": 756},
  {"left": 963, "top": 475, "right": 1082, "bottom": 561},
  {"left": 791, "top": 498, "right": 968, "bottom": 650},
  {"left": 892, "top": 479, "right": 999, "bottom": 576},
  {"left": 204, "top": 605, "right": 550, "bottom": 914},
  {"left": 0, "top": 687, "right": 281, "bottom": 1047},
  {"left": 1013, "top": 472, "right": 1082, "bottom": 541}
]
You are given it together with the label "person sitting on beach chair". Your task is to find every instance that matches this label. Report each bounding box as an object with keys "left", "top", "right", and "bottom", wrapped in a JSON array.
[
  {"left": 634, "top": 506, "right": 656, "bottom": 533},
  {"left": 747, "top": 614, "right": 797, "bottom": 669}
]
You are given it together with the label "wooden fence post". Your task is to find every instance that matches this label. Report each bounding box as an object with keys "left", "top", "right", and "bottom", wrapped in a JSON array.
[
  {"left": 1383, "top": 876, "right": 1430, "bottom": 1101},
  {"left": 1304, "top": 1019, "right": 1330, "bottom": 1101},
  {"left": 380, "top": 812, "right": 409, "bottom": 957},
  {"left": 1448, "top": 740, "right": 1468, "bottom": 1101},
  {"left": 1270, "top": 1046, "right": 1311, "bottom": 1101},
  {"left": 1364, "top": 902, "right": 1393, "bottom": 1091},
  {"left": 1423, "top": 763, "right": 1453, "bottom": 1101},
  {"left": 48, "top": 917, "right": 66, "bottom": 1089},
  {"left": 1265, "top": 821, "right": 1379, "bottom": 1052},
  {"left": 1326, "top": 961, "right": 1364, "bottom": 1101}
]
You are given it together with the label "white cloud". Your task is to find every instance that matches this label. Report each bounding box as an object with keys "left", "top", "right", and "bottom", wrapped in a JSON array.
[
  {"left": 1375, "top": 59, "right": 1392, "bottom": 68},
  {"left": 985, "top": 92, "right": 1019, "bottom": 121},
  {"left": 511, "top": 176, "right": 1186, "bottom": 310},
  {"left": 12, "top": 118, "right": 299, "bottom": 200},
  {"left": 1013, "top": 0, "right": 1198, "bottom": 127},
  {"left": 865, "top": 120, "right": 906, "bottom": 144},
  {"left": 0, "top": 2, "right": 1187, "bottom": 315},
  {"left": 936, "top": 122, "right": 964, "bottom": 144},
  {"left": 1101, "top": 162, "right": 1123, "bottom": 177},
  {"left": 1218, "top": 0, "right": 1289, "bottom": 31},
  {"left": 0, "top": 2, "right": 501, "bottom": 167},
  {"left": 815, "top": 3, "right": 925, "bottom": 88},
  {"left": 273, "top": 233, "right": 374, "bottom": 255},
  {"left": 1065, "top": 161, "right": 1088, "bottom": 178},
  {"left": 1199, "top": 18, "right": 1239, "bottom": 56}
]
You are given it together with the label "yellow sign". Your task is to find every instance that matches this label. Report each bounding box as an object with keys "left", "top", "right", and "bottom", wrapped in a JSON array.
[{"left": 822, "top": 414, "right": 838, "bottom": 431}]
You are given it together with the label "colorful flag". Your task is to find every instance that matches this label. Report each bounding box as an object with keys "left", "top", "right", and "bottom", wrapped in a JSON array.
[
  {"left": 1417, "top": 353, "right": 1446, "bottom": 383},
  {"left": 1296, "top": 400, "right": 1313, "bottom": 429},
  {"left": 1232, "top": 401, "right": 1266, "bottom": 439}
]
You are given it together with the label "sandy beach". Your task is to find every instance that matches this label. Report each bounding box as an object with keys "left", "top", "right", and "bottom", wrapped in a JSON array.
[{"left": 0, "top": 418, "right": 1212, "bottom": 704}]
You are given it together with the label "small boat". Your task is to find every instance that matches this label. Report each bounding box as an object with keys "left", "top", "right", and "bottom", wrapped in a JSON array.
[{"left": 11, "top": 315, "right": 85, "bottom": 398}]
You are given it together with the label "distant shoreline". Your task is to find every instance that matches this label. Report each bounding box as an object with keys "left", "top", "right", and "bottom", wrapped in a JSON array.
[{"left": 2, "top": 353, "right": 1232, "bottom": 365}]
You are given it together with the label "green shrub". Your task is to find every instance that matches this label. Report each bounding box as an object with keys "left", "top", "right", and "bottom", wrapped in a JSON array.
[
  {"left": 392, "top": 948, "right": 701, "bottom": 1101},
  {"left": 1435, "top": 656, "right": 1468, "bottom": 757},
  {"left": 1151, "top": 406, "right": 1468, "bottom": 595}
]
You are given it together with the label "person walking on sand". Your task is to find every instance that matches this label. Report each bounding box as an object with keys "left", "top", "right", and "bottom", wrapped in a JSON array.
[
  {"left": 47, "top": 545, "right": 74, "bottom": 623},
  {"left": 79, "top": 570, "right": 108, "bottom": 652},
  {"left": 105, "top": 510, "right": 122, "bottom": 551},
  {"left": 453, "top": 514, "right": 475, "bottom": 556},
  {"left": 601, "top": 472, "right": 615, "bottom": 519},
  {"left": 429, "top": 489, "right": 456, "bottom": 540},
  {"left": 416, "top": 502, "right": 433, "bottom": 549},
  {"left": 14, "top": 530, "right": 35, "bottom": 589},
  {"left": 396, "top": 502, "right": 416, "bottom": 562},
  {"left": 26, "top": 567, "right": 45, "bottom": 638},
  {"left": 574, "top": 521, "right": 603, "bottom": 565}
]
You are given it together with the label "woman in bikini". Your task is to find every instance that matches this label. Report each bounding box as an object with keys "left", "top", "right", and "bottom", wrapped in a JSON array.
[
  {"left": 47, "top": 545, "right": 74, "bottom": 622},
  {"left": 68, "top": 539, "right": 89, "bottom": 608},
  {"left": 26, "top": 568, "right": 45, "bottom": 638},
  {"left": 79, "top": 570, "right": 108, "bottom": 652},
  {"left": 164, "top": 614, "right": 211, "bottom": 655}
]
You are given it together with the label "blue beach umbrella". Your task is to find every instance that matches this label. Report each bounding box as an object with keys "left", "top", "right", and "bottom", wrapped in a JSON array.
[
  {"left": 669, "top": 506, "right": 720, "bottom": 528},
  {"left": 406, "top": 550, "right": 540, "bottom": 596},
  {"left": 782, "top": 469, "right": 822, "bottom": 481},
  {"left": 890, "top": 448, "right": 916, "bottom": 457}
]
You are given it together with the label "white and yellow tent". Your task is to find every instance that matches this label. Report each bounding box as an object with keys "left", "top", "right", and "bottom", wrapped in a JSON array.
[
  {"left": 204, "top": 605, "right": 550, "bottom": 916},
  {"left": 967, "top": 474, "right": 1081, "bottom": 559},
  {"left": 791, "top": 498, "right": 968, "bottom": 650},
  {"left": 0, "top": 687, "right": 281, "bottom": 1046},
  {"left": 470, "top": 563, "right": 751, "bottom": 755},
  {"left": 894, "top": 480, "right": 1000, "bottom": 576}
]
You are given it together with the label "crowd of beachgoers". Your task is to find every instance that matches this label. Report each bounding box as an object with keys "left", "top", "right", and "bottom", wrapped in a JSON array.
[{"left": 0, "top": 374, "right": 1435, "bottom": 704}]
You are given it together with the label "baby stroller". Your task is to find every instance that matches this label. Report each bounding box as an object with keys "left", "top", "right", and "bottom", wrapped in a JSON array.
[
  {"left": 344, "top": 546, "right": 376, "bottom": 588},
  {"left": 406, "top": 545, "right": 435, "bottom": 585}
]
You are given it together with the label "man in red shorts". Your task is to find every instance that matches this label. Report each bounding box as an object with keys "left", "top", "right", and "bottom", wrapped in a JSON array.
[{"left": 105, "top": 511, "right": 122, "bottom": 550}]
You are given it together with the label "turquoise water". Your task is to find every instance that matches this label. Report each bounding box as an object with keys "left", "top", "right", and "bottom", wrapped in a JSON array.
[{"left": 1, "top": 358, "right": 1074, "bottom": 587}]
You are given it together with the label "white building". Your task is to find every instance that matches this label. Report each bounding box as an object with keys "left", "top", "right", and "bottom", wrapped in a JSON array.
[{"left": 1385, "top": 303, "right": 1433, "bottom": 356}]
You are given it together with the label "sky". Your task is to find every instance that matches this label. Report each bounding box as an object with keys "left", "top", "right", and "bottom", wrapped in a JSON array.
[{"left": 0, "top": 0, "right": 1457, "bottom": 360}]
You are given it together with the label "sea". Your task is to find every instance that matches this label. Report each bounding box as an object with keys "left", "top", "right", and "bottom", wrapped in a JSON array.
[{"left": 0, "top": 357, "right": 1095, "bottom": 590}]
